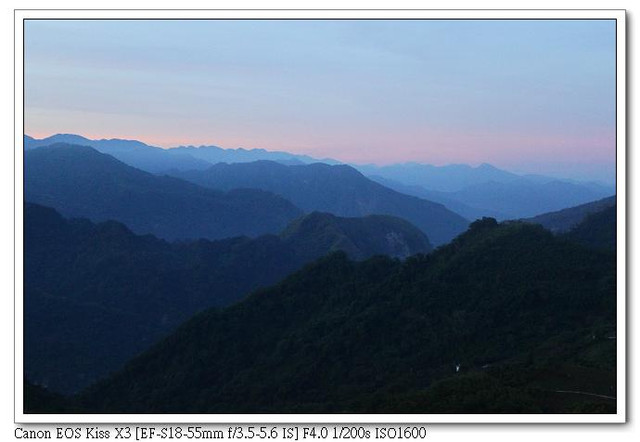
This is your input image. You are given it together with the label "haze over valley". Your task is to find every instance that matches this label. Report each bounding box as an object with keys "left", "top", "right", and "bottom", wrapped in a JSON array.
[{"left": 25, "top": 133, "right": 615, "bottom": 227}]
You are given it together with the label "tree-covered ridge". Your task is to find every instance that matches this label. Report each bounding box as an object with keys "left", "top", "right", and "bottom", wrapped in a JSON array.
[
  {"left": 76, "top": 219, "right": 615, "bottom": 413},
  {"left": 25, "top": 144, "right": 303, "bottom": 241},
  {"left": 281, "top": 211, "right": 432, "bottom": 260},
  {"left": 25, "top": 203, "right": 431, "bottom": 394}
]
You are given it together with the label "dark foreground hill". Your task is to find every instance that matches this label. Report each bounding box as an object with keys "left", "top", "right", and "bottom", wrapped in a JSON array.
[
  {"left": 25, "top": 144, "right": 302, "bottom": 241},
  {"left": 73, "top": 219, "right": 615, "bottom": 414},
  {"left": 170, "top": 161, "right": 469, "bottom": 246},
  {"left": 25, "top": 204, "right": 430, "bottom": 394}
]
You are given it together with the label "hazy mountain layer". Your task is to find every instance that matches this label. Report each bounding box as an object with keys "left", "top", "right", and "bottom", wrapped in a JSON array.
[
  {"left": 358, "top": 163, "right": 614, "bottom": 220},
  {"left": 25, "top": 134, "right": 613, "bottom": 223},
  {"left": 170, "top": 160, "right": 469, "bottom": 246},
  {"left": 25, "top": 144, "right": 302, "bottom": 241},
  {"left": 446, "top": 180, "right": 613, "bottom": 220},
  {"left": 355, "top": 162, "right": 523, "bottom": 193},
  {"left": 368, "top": 175, "right": 510, "bottom": 220},
  {"left": 25, "top": 204, "right": 431, "bottom": 393},
  {"left": 24, "top": 134, "right": 211, "bottom": 173},
  {"left": 24, "top": 134, "right": 341, "bottom": 170},
  {"left": 169, "top": 144, "right": 341, "bottom": 166}
]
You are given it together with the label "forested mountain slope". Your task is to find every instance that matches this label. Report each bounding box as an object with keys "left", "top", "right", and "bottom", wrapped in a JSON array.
[
  {"left": 76, "top": 219, "right": 615, "bottom": 413},
  {"left": 25, "top": 204, "right": 430, "bottom": 394}
]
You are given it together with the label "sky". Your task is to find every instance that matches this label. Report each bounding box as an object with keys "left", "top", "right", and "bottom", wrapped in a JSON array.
[{"left": 24, "top": 19, "right": 617, "bottom": 183}]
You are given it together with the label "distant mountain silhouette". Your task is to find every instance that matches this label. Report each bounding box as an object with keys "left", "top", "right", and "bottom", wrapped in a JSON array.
[
  {"left": 367, "top": 175, "right": 510, "bottom": 221},
  {"left": 170, "top": 161, "right": 469, "bottom": 246},
  {"left": 25, "top": 144, "right": 302, "bottom": 241},
  {"left": 24, "top": 135, "right": 612, "bottom": 222},
  {"left": 24, "top": 134, "right": 341, "bottom": 170},
  {"left": 526, "top": 196, "right": 616, "bottom": 233},
  {"left": 355, "top": 162, "right": 523, "bottom": 193},
  {"left": 169, "top": 144, "right": 341, "bottom": 166},
  {"left": 75, "top": 218, "right": 615, "bottom": 414},
  {"left": 357, "top": 162, "right": 614, "bottom": 220},
  {"left": 25, "top": 203, "right": 431, "bottom": 393},
  {"left": 24, "top": 134, "right": 211, "bottom": 173},
  {"left": 446, "top": 180, "right": 613, "bottom": 219}
]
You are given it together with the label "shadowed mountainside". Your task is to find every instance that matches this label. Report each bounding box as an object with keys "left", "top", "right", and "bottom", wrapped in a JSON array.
[
  {"left": 74, "top": 219, "right": 615, "bottom": 413},
  {"left": 169, "top": 160, "right": 469, "bottom": 246},
  {"left": 526, "top": 196, "right": 616, "bottom": 233},
  {"left": 25, "top": 203, "right": 431, "bottom": 394},
  {"left": 25, "top": 144, "right": 303, "bottom": 241},
  {"left": 562, "top": 204, "right": 617, "bottom": 251},
  {"left": 281, "top": 211, "right": 432, "bottom": 261}
]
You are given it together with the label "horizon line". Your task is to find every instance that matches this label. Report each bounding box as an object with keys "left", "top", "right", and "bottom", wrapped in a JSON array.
[{"left": 23, "top": 131, "right": 616, "bottom": 176}]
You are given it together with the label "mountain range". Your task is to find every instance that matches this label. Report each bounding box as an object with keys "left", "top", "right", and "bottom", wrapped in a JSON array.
[
  {"left": 24, "top": 134, "right": 211, "bottom": 173},
  {"left": 25, "top": 203, "right": 431, "bottom": 394},
  {"left": 71, "top": 215, "right": 616, "bottom": 413},
  {"left": 24, "top": 134, "right": 339, "bottom": 172},
  {"left": 355, "top": 162, "right": 524, "bottom": 193},
  {"left": 168, "top": 161, "right": 469, "bottom": 246},
  {"left": 25, "top": 144, "right": 302, "bottom": 241},
  {"left": 21, "top": 133, "right": 618, "bottom": 414},
  {"left": 168, "top": 144, "right": 341, "bottom": 166},
  {"left": 367, "top": 175, "right": 511, "bottom": 220},
  {"left": 25, "top": 134, "right": 615, "bottom": 223},
  {"left": 367, "top": 170, "right": 613, "bottom": 220},
  {"left": 356, "top": 161, "right": 614, "bottom": 194},
  {"left": 442, "top": 179, "right": 613, "bottom": 220}
]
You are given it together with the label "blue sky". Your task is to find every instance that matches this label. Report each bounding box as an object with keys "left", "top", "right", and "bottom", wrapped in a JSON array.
[{"left": 25, "top": 19, "right": 616, "bottom": 182}]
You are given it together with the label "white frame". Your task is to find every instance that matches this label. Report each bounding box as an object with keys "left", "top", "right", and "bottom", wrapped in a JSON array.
[{"left": 14, "top": 8, "right": 626, "bottom": 424}]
